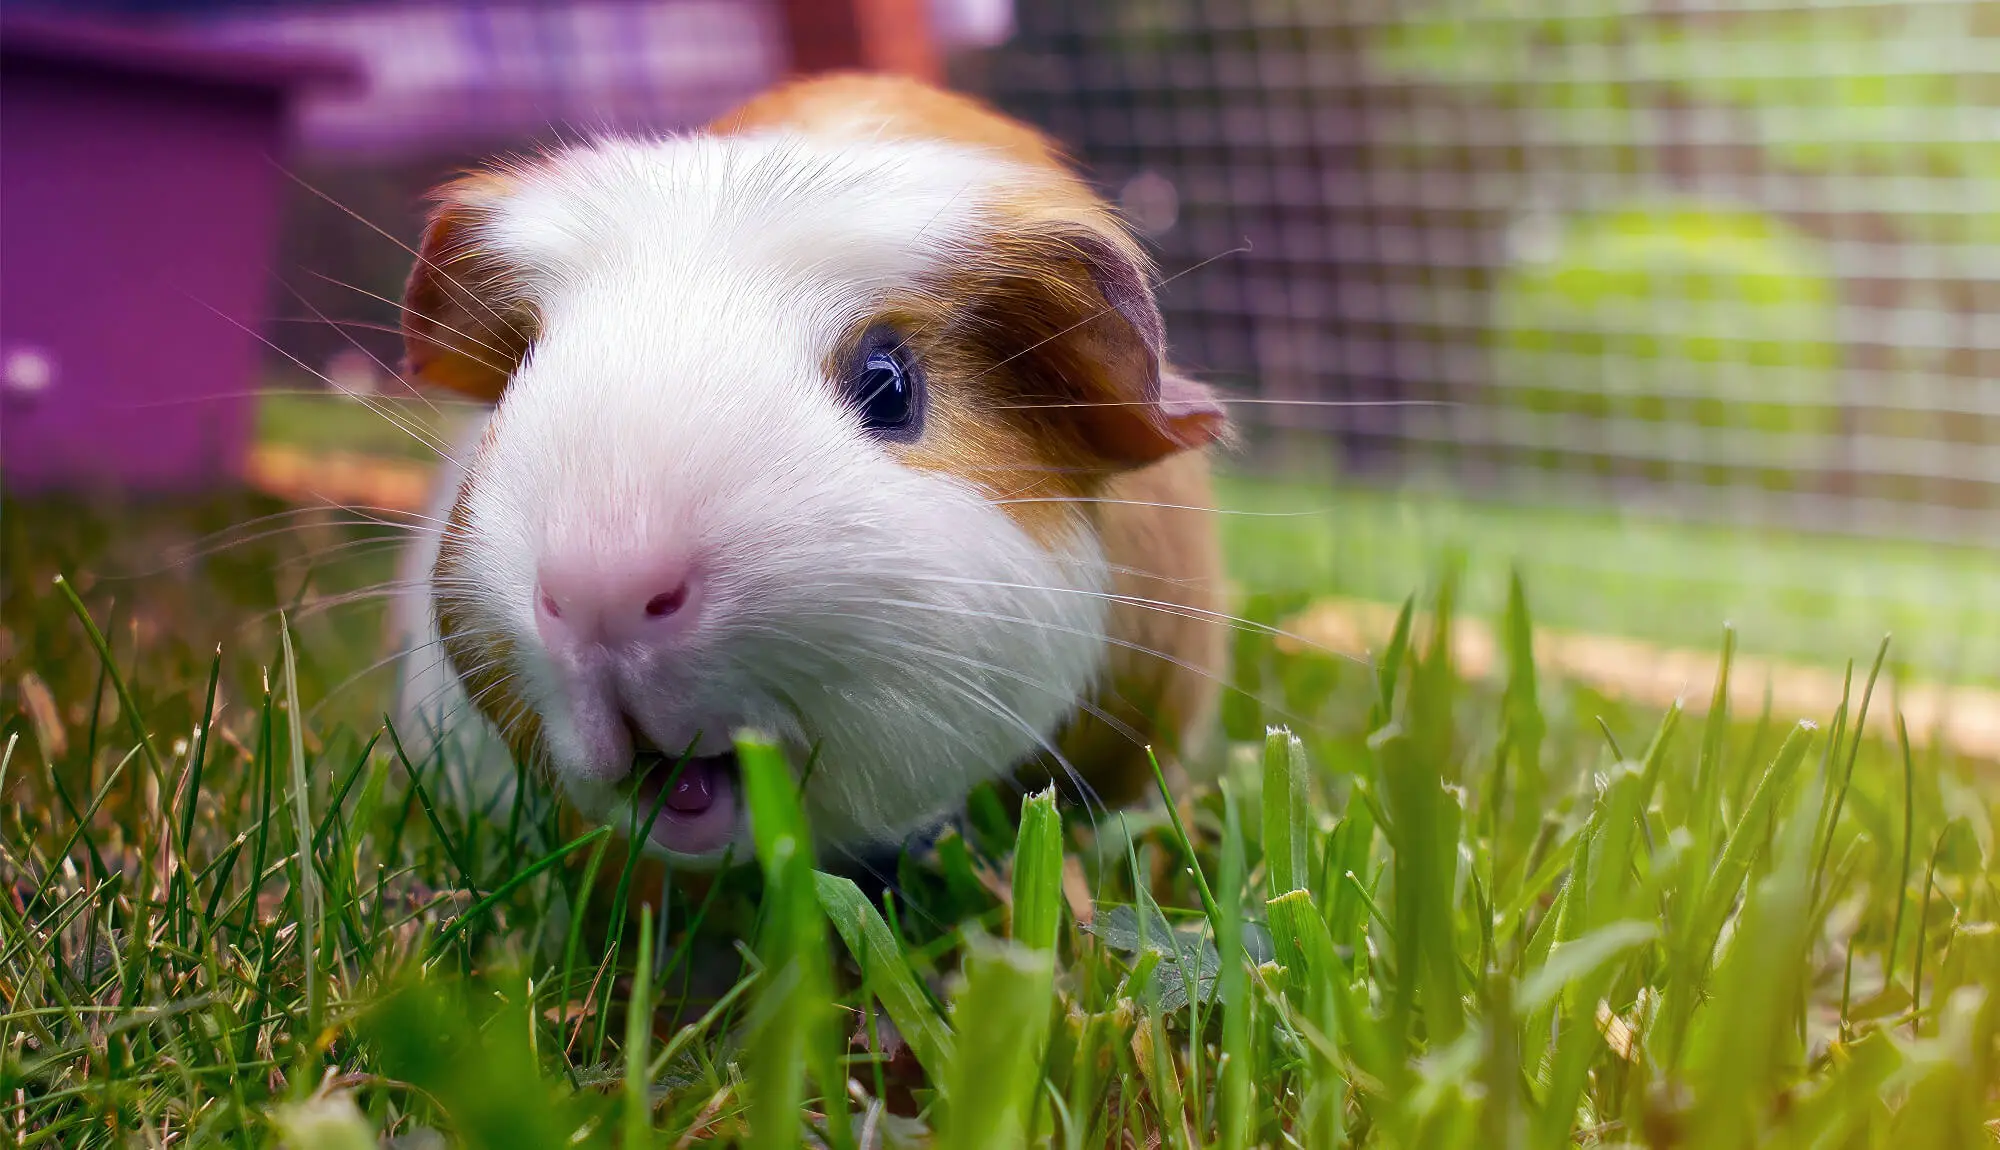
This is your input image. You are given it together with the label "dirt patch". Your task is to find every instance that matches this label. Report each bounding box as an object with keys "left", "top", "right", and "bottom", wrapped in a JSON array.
[{"left": 246, "top": 444, "right": 435, "bottom": 515}]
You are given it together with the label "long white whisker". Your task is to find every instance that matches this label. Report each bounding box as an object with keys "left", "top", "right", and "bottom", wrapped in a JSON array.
[
  {"left": 986, "top": 497, "right": 1320, "bottom": 518},
  {"left": 172, "top": 285, "right": 460, "bottom": 466},
  {"left": 894, "top": 573, "right": 1360, "bottom": 667},
  {"left": 275, "top": 273, "right": 447, "bottom": 419},
  {"left": 301, "top": 267, "right": 517, "bottom": 379},
  {"left": 963, "top": 241, "right": 1251, "bottom": 386},
  {"left": 268, "top": 158, "right": 532, "bottom": 345},
  {"left": 840, "top": 595, "right": 1326, "bottom": 738},
  {"left": 978, "top": 397, "right": 1457, "bottom": 412}
]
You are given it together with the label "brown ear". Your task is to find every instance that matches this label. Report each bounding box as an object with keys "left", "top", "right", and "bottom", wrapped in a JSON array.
[
  {"left": 991, "top": 222, "right": 1227, "bottom": 467},
  {"left": 401, "top": 173, "right": 535, "bottom": 401}
]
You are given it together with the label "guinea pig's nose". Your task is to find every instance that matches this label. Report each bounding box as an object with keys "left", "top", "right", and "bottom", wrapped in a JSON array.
[{"left": 535, "top": 555, "right": 698, "bottom": 650}]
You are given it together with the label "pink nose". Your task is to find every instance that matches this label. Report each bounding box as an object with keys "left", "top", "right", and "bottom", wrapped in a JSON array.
[{"left": 535, "top": 555, "right": 698, "bottom": 650}]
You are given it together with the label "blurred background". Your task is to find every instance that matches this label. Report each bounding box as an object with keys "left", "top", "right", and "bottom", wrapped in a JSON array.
[{"left": 3, "top": 0, "right": 1996, "bottom": 746}]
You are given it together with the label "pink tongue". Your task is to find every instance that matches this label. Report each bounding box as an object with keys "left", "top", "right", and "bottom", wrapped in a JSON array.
[{"left": 665, "top": 758, "right": 717, "bottom": 813}]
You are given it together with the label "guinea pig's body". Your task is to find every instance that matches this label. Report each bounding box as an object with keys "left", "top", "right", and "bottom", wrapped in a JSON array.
[{"left": 394, "top": 74, "right": 1226, "bottom": 865}]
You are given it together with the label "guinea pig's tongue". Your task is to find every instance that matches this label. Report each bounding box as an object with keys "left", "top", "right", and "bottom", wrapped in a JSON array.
[{"left": 633, "top": 751, "right": 739, "bottom": 856}]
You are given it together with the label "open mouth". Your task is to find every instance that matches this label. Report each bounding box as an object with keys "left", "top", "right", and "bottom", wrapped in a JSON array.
[{"left": 629, "top": 747, "right": 741, "bottom": 856}]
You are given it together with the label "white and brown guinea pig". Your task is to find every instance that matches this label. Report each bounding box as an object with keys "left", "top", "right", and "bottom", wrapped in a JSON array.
[{"left": 392, "top": 73, "right": 1228, "bottom": 867}]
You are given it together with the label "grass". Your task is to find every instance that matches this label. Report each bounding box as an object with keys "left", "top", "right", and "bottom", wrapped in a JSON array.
[
  {"left": 2, "top": 492, "right": 1997, "bottom": 1147},
  {"left": 257, "top": 389, "right": 478, "bottom": 466},
  {"left": 1214, "top": 470, "right": 2000, "bottom": 687}
]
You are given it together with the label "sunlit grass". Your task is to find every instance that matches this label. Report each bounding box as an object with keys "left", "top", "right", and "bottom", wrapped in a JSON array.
[
  {"left": 1, "top": 495, "right": 1995, "bottom": 1146},
  {"left": 1215, "top": 469, "right": 2000, "bottom": 687}
]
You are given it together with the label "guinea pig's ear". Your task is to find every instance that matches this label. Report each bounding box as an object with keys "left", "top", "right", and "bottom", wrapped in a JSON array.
[
  {"left": 401, "top": 173, "right": 536, "bottom": 402},
  {"left": 1072, "top": 228, "right": 1229, "bottom": 464},
  {"left": 1009, "top": 222, "right": 1228, "bottom": 467}
]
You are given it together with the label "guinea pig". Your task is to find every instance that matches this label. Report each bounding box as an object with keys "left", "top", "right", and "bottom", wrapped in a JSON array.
[{"left": 392, "top": 73, "right": 1228, "bottom": 868}]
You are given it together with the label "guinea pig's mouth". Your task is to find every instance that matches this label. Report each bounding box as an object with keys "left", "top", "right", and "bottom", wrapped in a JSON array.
[{"left": 629, "top": 748, "right": 740, "bottom": 857}]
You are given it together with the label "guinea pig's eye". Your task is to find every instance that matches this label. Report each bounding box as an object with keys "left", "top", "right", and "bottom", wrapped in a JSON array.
[{"left": 843, "top": 328, "right": 923, "bottom": 440}]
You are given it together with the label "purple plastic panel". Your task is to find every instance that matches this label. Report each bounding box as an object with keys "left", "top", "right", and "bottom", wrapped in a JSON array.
[{"left": 0, "top": 15, "right": 357, "bottom": 493}]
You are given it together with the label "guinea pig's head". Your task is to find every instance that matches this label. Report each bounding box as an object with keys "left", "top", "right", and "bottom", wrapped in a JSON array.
[{"left": 402, "top": 129, "right": 1224, "bottom": 865}]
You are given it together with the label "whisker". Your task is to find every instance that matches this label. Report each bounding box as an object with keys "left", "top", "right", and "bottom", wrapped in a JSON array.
[
  {"left": 170, "top": 285, "right": 460, "bottom": 466},
  {"left": 842, "top": 595, "right": 1328, "bottom": 740},
  {"left": 978, "top": 397, "right": 1457, "bottom": 411},
  {"left": 303, "top": 637, "right": 459, "bottom": 722},
  {"left": 908, "top": 656, "right": 1116, "bottom": 836},
  {"left": 273, "top": 274, "right": 447, "bottom": 422},
  {"left": 301, "top": 267, "right": 517, "bottom": 380},
  {"left": 986, "top": 496, "right": 1320, "bottom": 518},
  {"left": 268, "top": 158, "right": 532, "bottom": 346},
  {"left": 894, "top": 572, "right": 1365, "bottom": 670},
  {"left": 963, "top": 240, "right": 1251, "bottom": 387}
]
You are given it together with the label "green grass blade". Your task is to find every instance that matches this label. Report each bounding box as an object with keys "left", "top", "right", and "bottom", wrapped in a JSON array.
[
  {"left": 1810, "top": 635, "right": 1890, "bottom": 901},
  {"left": 1147, "top": 748, "right": 1225, "bottom": 940},
  {"left": 813, "top": 871, "right": 954, "bottom": 1080},
  {"left": 738, "top": 731, "right": 848, "bottom": 1150},
  {"left": 1216, "top": 783, "right": 1252, "bottom": 1150},
  {"left": 52, "top": 574, "right": 165, "bottom": 784},
  {"left": 939, "top": 939, "right": 1057, "bottom": 1150},
  {"left": 1689, "top": 720, "right": 1818, "bottom": 965},
  {"left": 1267, "top": 887, "right": 1375, "bottom": 1132},
  {"left": 1884, "top": 712, "right": 1918, "bottom": 992},
  {"left": 558, "top": 829, "right": 614, "bottom": 1048},
  {"left": 624, "top": 905, "right": 655, "bottom": 1150},
  {"left": 1498, "top": 569, "right": 1546, "bottom": 848},
  {"left": 594, "top": 750, "right": 691, "bottom": 1058},
  {"left": 383, "top": 719, "right": 480, "bottom": 899},
  {"left": 1374, "top": 593, "right": 1416, "bottom": 722},
  {"left": 1261, "top": 727, "right": 1310, "bottom": 896},
  {"left": 1662, "top": 718, "right": 1817, "bottom": 1068},
  {"left": 431, "top": 825, "right": 611, "bottom": 955},
  {"left": 179, "top": 644, "right": 222, "bottom": 861},
  {"left": 1011, "top": 784, "right": 1064, "bottom": 954},
  {"left": 278, "top": 613, "right": 320, "bottom": 1041},
  {"left": 1322, "top": 805, "right": 1377, "bottom": 953},
  {"left": 310, "top": 731, "right": 380, "bottom": 857},
  {"left": 1686, "top": 762, "right": 1823, "bottom": 1148},
  {"left": 1689, "top": 625, "right": 1737, "bottom": 854},
  {"left": 1515, "top": 919, "right": 1657, "bottom": 1016}
]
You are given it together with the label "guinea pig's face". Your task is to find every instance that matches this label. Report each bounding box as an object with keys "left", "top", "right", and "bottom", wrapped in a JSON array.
[{"left": 405, "top": 131, "right": 1222, "bottom": 864}]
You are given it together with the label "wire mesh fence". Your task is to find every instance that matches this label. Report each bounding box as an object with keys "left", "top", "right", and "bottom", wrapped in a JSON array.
[{"left": 963, "top": 0, "right": 2000, "bottom": 546}]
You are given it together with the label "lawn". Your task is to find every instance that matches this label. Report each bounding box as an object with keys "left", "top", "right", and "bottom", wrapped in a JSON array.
[
  {"left": 2, "top": 457, "right": 1995, "bottom": 1145},
  {"left": 1213, "top": 472, "right": 2000, "bottom": 690}
]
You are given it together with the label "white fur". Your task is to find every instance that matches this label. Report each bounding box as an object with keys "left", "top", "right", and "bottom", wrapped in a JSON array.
[{"left": 395, "top": 130, "right": 1112, "bottom": 862}]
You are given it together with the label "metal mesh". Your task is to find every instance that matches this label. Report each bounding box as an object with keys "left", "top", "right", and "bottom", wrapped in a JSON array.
[{"left": 965, "top": 0, "right": 2000, "bottom": 544}]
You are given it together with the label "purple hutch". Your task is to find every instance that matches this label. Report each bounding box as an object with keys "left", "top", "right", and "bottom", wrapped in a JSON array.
[{"left": 0, "top": 14, "right": 357, "bottom": 492}]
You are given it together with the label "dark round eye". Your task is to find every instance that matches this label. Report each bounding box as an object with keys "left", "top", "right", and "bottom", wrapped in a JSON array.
[{"left": 844, "top": 328, "right": 923, "bottom": 440}]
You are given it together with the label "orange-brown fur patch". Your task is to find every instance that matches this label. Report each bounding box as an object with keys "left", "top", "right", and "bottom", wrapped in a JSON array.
[
  {"left": 711, "top": 71, "right": 1068, "bottom": 170},
  {"left": 402, "top": 171, "right": 538, "bottom": 402},
  {"left": 432, "top": 471, "right": 545, "bottom": 767}
]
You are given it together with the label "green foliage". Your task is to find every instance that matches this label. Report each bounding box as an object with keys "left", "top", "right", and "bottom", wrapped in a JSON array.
[
  {"left": 739, "top": 733, "right": 847, "bottom": 1150},
  {"left": 2, "top": 496, "right": 1996, "bottom": 1147},
  {"left": 1010, "top": 785, "right": 1065, "bottom": 956},
  {"left": 938, "top": 940, "right": 1056, "bottom": 1150},
  {"left": 815, "top": 871, "right": 955, "bottom": 1080}
]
